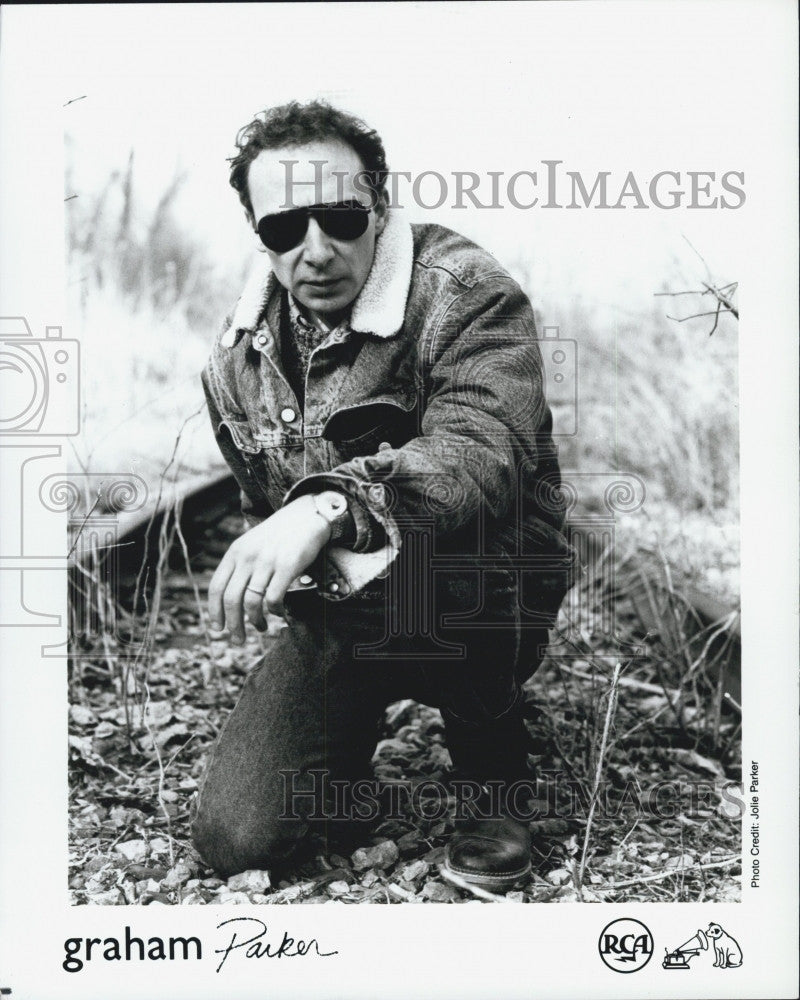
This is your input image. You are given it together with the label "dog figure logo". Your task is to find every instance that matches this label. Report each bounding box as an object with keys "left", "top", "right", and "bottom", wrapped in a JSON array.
[
  {"left": 663, "top": 923, "right": 743, "bottom": 970},
  {"left": 0, "top": 316, "right": 80, "bottom": 435}
]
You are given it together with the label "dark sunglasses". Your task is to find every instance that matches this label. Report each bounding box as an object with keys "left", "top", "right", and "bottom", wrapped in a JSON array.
[{"left": 256, "top": 200, "right": 371, "bottom": 253}]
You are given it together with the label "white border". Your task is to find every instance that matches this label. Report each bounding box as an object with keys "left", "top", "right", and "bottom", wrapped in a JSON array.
[{"left": 1, "top": 3, "right": 797, "bottom": 998}]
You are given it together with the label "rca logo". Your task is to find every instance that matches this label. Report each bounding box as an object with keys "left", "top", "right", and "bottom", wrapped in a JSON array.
[{"left": 598, "top": 918, "right": 654, "bottom": 973}]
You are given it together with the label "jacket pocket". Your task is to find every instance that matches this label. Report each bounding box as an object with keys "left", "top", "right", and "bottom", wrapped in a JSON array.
[
  {"left": 218, "top": 416, "right": 262, "bottom": 456},
  {"left": 323, "top": 397, "right": 418, "bottom": 460}
]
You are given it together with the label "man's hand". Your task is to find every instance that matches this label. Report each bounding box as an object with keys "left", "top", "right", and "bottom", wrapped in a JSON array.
[{"left": 207, "top": 495, "right": 332, "bottom": 643}]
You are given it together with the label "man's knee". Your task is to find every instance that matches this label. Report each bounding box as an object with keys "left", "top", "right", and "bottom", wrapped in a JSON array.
[{"left": 191, "top": 792, "right": 306, "bottom": 877}]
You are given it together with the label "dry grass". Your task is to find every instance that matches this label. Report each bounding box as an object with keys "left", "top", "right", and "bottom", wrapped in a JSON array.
[
  {"left": 66, "top": 160, "right": 741, "bottom": 904},
  {"left": 67, "top": 534, "right": 742, "bottom": 905},
  {"left": 66, "top": 152, "right": 245, "bottom": 486}
]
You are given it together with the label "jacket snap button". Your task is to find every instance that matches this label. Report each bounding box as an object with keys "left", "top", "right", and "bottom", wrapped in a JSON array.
[
  {"left": 367, "top": 483, "right": 388, "bottom": 508},
  {"left": 329, "top": 581, "right": 340, "bottom": 593},
  {"left": 378, "top": 441, "right": 392, "bottom": 451},
  {"left": 255, "top": 334, "right": 268, "bottom": 347},
  {"left": 299, "top": 574, "right": 313, "bottom": 586},
  {"left": 280, "top": 407, "right": 297, "bottom": 423}
]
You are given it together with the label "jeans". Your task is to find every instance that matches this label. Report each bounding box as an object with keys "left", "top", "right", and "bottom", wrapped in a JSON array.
[{"left": 191, "top": 583, "right": 548, "bottom": 877}]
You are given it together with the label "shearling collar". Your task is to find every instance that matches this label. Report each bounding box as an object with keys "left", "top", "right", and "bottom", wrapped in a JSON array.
[{"left": 220, "top": 209, "right": 414, "bottom": 347}]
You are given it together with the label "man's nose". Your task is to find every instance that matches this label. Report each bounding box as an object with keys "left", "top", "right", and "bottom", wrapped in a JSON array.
[{"left": 301, "top": 218, "right": 335, "bottom": 267}]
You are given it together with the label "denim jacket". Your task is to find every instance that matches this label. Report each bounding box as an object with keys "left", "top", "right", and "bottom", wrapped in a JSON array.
[{"left": 202, "top": 211, "right": 576, "bottom": 625}]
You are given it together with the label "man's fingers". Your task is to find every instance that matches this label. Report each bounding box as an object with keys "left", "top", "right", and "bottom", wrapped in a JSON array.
[
  {"left": 207, "top": 505, "right": 329, "bottom": 642},
  {"left": 265, "top": 568, "right": 295, "bottom": 618},
  {"left": 222, "top": 568, "right": 252, "bottom": 645},
  {"left": 207, "top": 555, "right": 236, "bottom": 631},
  {"left": 243, "top": 571, "right": 272, "bottom": 632}
]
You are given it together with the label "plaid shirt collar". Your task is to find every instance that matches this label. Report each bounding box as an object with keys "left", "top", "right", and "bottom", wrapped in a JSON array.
[{"left": 287, "top": 293, "right": 350, "bottom": 342}]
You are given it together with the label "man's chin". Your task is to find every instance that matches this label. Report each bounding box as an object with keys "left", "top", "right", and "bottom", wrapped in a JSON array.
[{"left": 296, "top": 284, "right": 356, "bottom": 316}]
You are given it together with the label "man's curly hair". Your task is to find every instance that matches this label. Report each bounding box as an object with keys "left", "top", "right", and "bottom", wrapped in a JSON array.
[{"left": 229, "top": 100, "right": 388, "bottom": 223}]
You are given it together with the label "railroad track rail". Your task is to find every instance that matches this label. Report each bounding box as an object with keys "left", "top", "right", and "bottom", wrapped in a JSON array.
[{"left": 67, "top": 471, "right": 743, "bottom": 907}]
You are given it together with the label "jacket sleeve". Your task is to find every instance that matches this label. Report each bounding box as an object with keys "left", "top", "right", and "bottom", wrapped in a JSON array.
[
  {"left": 201, "top": 366, "right": 274, "bottom": 529},
  {"left": 284, "top": 276, "right": 548, "bottom": 581}
]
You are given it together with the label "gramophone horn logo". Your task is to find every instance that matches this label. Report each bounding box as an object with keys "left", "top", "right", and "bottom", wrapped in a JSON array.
[
  {"left": 663, "top": 923, "right": 743, "bottom": 970},
  {"left": 663, "top": 929, "right": 708, "bottom": 970}
]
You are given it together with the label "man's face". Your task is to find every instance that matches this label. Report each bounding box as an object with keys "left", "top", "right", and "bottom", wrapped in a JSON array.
[{"left": 247, "top": 140, "right": 386, "bottom": 321}]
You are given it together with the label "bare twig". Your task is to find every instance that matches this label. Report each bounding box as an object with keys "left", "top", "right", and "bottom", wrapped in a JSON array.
[
  {"left": 682, "top": 234, "right": 713, "bottom": 276},
  {"left": 576, "top": 662, "right": 621, "bottom": 897},
  {"left": 66, "top": 492, "right": 104, "bottom": 559},
  {"left": 666, "top": 306, "right": 725, "bottom": 335},
  {"left": 558, "top": 664, "right": 666, "bottom": 697},
  {"left": 604, "top": 856, "right": 739, "bottom": 891},
  {"left": 702, "top": 280, "right": 738, "bottom": 320},
  {"left": 173, "top": 500, "right": 217, "bottom": 676},
  {"left": 655, "top": 281, "right": 737, "bottom": 300},
  {"left": 142, "top": 676, "right": 175, "bottom": 870},
  {"left": 657, "top": 238, "right": 737, "bottom": 334},
  {"left": 723, "top": 691, "right": 742, "bottom": 714},
  {"left": 665, "top": 309, "right": 724, "bottom": 323}
]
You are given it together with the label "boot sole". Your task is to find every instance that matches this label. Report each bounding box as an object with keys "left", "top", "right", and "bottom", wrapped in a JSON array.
[{"left": 440, "top": 859, "right": 531, "bottom": 894}]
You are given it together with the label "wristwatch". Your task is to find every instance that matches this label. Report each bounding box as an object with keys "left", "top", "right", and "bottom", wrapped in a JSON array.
[{"left": 311, "top": 490, "right": 351, "bottom": 543}]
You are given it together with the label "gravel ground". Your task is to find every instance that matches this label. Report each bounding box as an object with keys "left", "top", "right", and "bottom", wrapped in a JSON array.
[{"left": 68, "top": 515, "right": 742, "bottom": 906}]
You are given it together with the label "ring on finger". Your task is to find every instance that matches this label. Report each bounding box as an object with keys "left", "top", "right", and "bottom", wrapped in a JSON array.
[{"left": 245, "top": 586, "right": 266, "bottom": 598}]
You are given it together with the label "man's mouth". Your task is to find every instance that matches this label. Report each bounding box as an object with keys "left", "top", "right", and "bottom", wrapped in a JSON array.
[{"left": 302, "top": 277, "right": 344, "bottom": 290}]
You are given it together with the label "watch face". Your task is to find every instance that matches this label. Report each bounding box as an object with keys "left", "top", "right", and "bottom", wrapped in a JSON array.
[
  {"left": 326, "top": 492, "right": 347, "bottom": 517},
  {"left": 314, "top": 492, "right": 349, "bottom": 542}
]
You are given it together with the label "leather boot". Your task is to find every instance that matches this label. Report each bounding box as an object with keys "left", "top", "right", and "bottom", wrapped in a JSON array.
[
  {"left": 440, "top": 704, "right": 535, "bottom": 892},
  {"left": 443, "top": 784, "right": 532, "bottom": 892}
]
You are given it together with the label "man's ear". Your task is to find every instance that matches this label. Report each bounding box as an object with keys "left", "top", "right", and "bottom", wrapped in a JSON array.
[
  {"left": 372, "top": 189, "right": 389, "bottom": 237},
  {"left": 246, "top": 207, "right": 268, "bottom": 252}
]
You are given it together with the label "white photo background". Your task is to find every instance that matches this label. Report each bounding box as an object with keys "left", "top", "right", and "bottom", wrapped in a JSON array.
[{"left": 63, "top": 4, "right": 742, "bottom": 905}]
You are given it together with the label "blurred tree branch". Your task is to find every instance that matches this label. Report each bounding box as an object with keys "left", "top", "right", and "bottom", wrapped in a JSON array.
[{"left": 655, "top": 237, "right": 738, "bottom": 336}]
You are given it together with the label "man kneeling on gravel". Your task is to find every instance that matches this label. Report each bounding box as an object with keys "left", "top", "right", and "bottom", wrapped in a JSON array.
[{"left": 193, "top": 100, "right": 576, "bottom": 891}]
